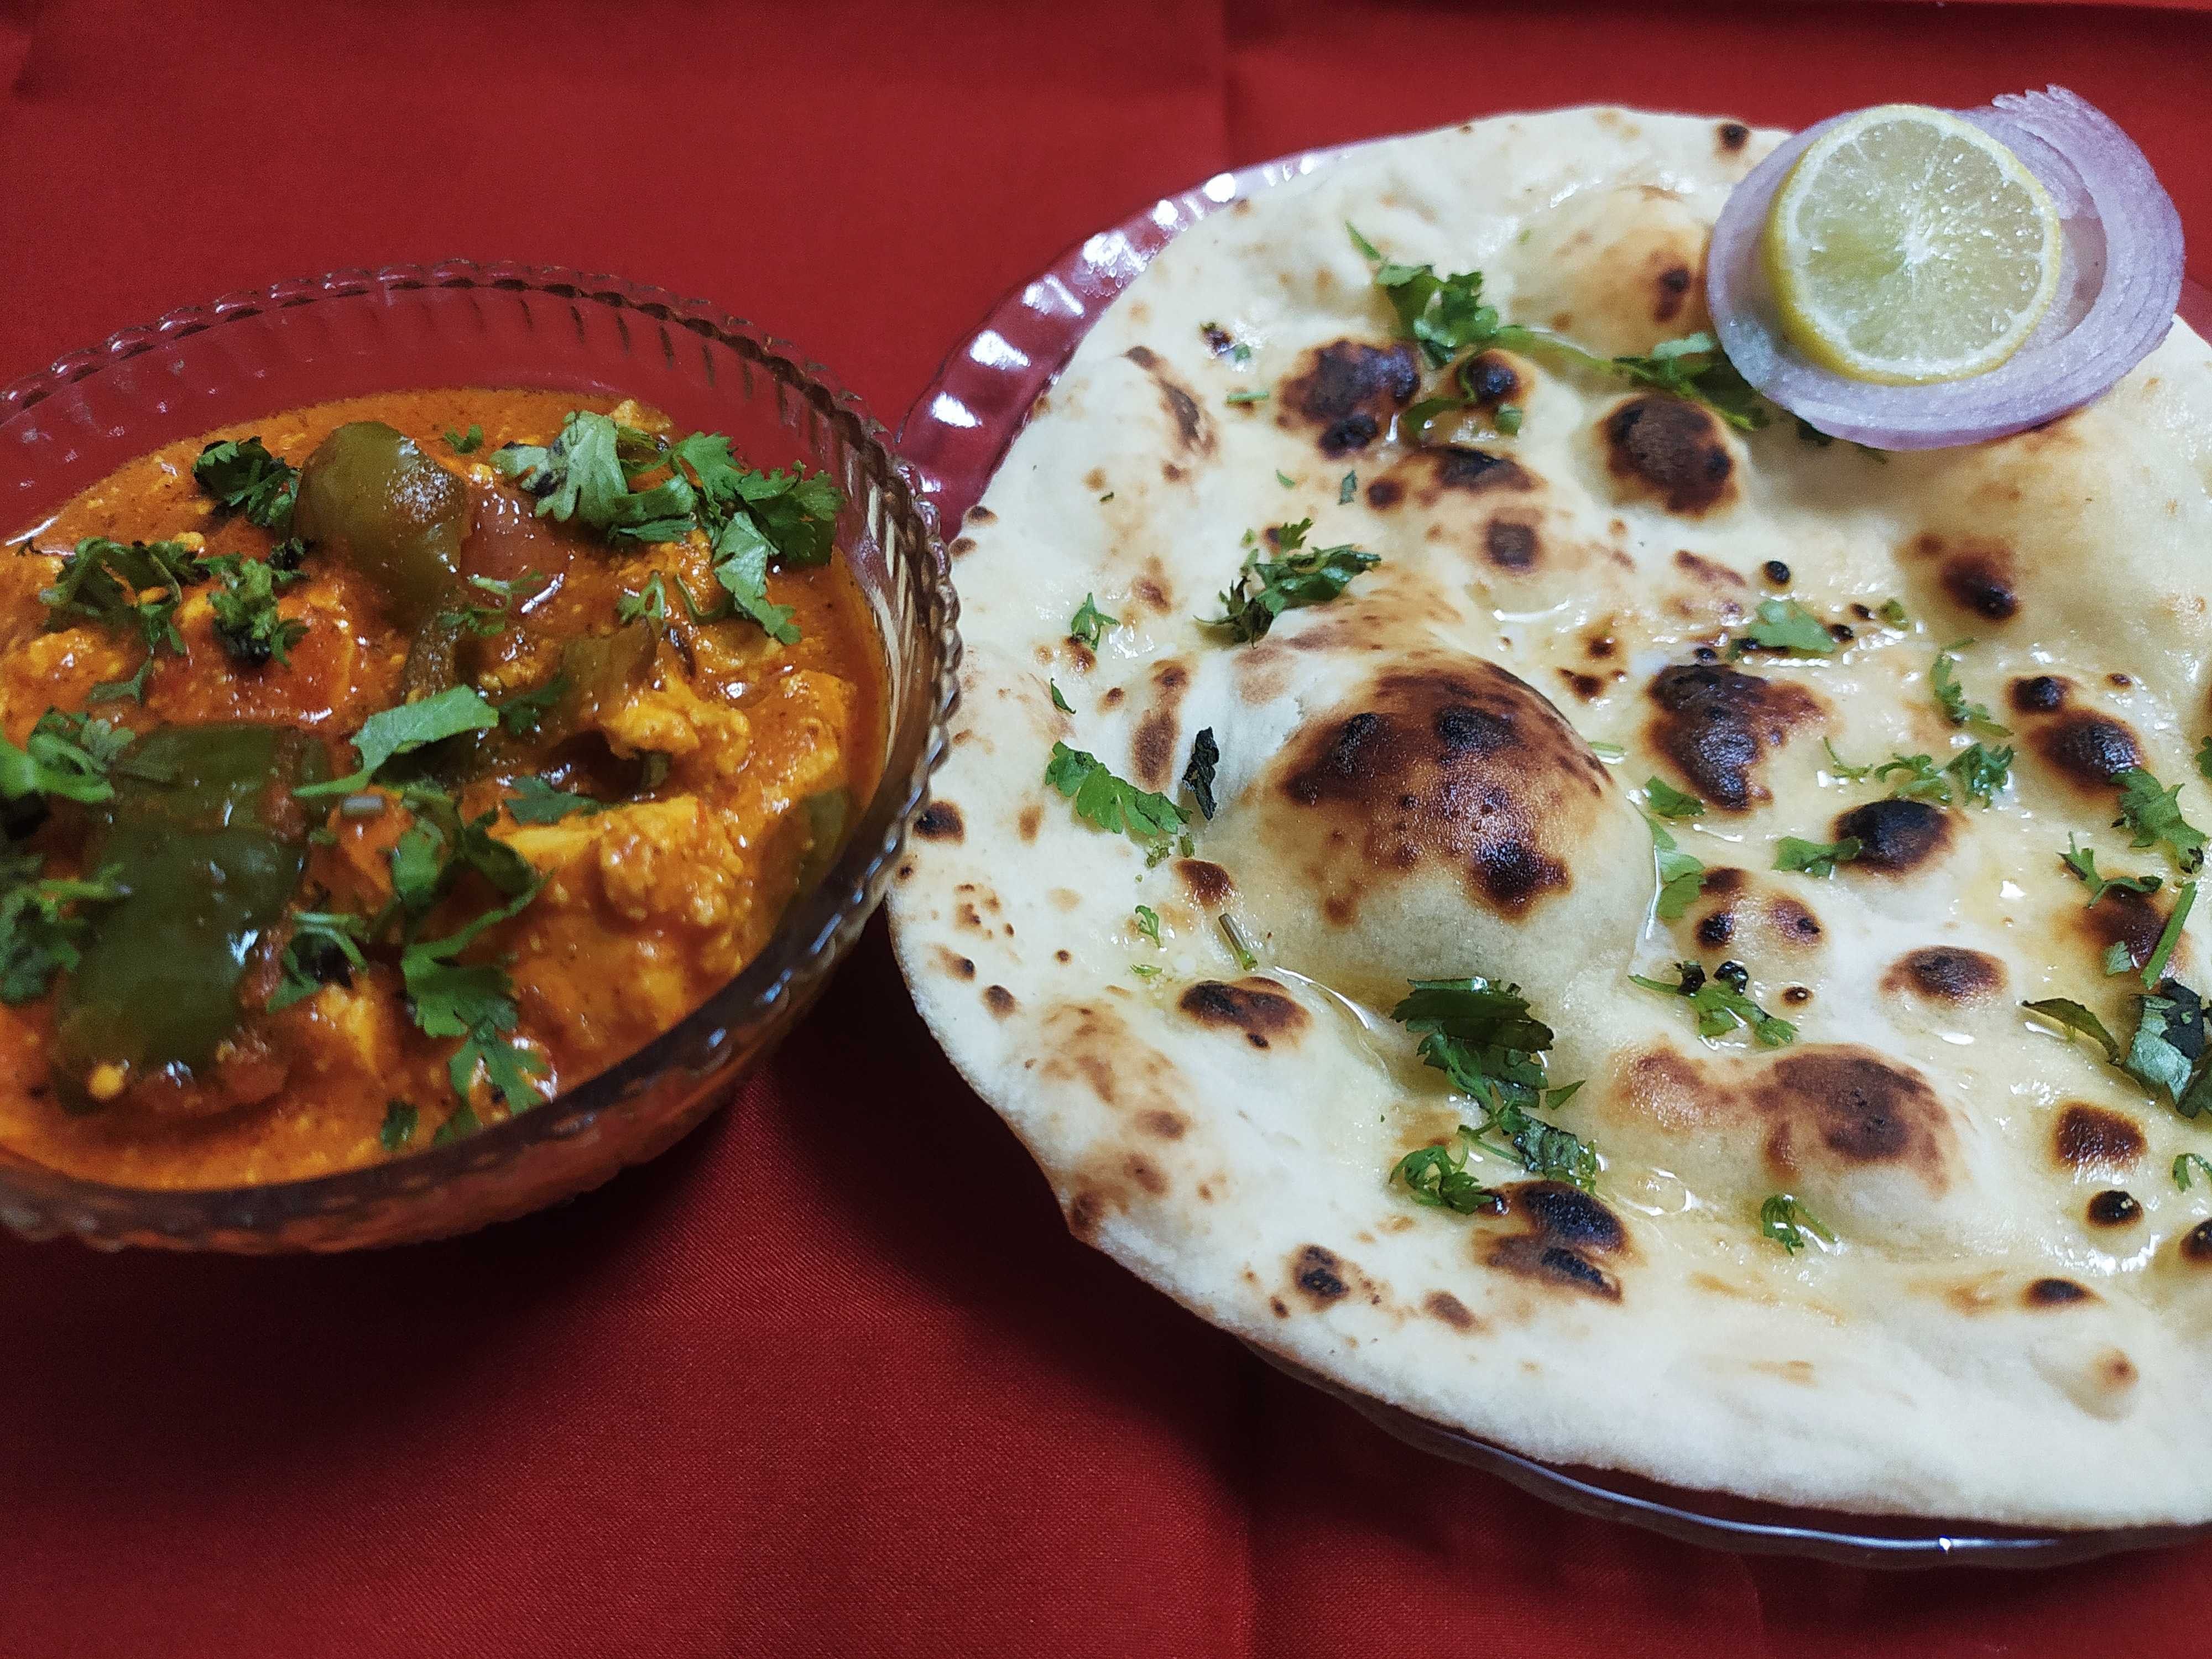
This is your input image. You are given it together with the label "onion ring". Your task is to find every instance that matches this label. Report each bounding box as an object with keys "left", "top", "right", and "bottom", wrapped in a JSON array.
[{"left": 1707, "top": 87, "right": 2184, "bottom": 450}]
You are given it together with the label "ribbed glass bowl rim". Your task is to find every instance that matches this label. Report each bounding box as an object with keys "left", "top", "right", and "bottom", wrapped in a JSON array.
[{"left": 0, "top": 258, "right": 960, "bottom": 1239}]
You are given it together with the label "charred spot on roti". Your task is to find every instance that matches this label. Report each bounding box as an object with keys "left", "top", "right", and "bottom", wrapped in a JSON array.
[
  {"left": 1124, "top": 1153, "right": 1167, "bottom": 1196},
  {"left": 1423, "top": 445, "right": 1535, "bottom": 496},
  {"left": 966, "top": 505, "right": 996, "bottom": 526},
  {"left": 2086, "top": 1189, "right": 2142, "bottom": 1227},
  {"left": 1274, "top": 661, "right": 1612, "bottom": 917},
  {"left": 1177, "top": 977, "right": 1308, "bottom": 1049},
  {"left": 1132, "top": 570, "right": 1172, "bottom": 613},
  {"left": 983, "top": 985, "right": 1017, "bottom": 1017},
  {"left": 1176, "top": 858, "right": 1234, "bottom": 909},
  {"left": 914, "top": 801, "right": 963, "bottom": 841},
  {"left": 1834, "top": 798, "right": 1950, "bottom": 873},
  {"left": 1646, "top": 662, "right": 1823, "bottom": 811},
  {"left": 1484, "top": 519, "right": 1541, "bottom": 570},
  {"left": 1365, "top": 478, "right": 1405, "bottom": 510},
  {"left": 1696, "top": 910, "right": 1733, "bottom": 947},
  {"left": 2033, "top": 711, "right": 2144, "bottom": 789},
  {"left": 1602, "top": 396, "right": 1735, "bottom": 515},
  {"left": 1293, "top": 1244, "right": 1350, "bottom": 1304},
  {"left": 1126, "top": 658, "right": 1193, "bottom": 790},
  {"left": 1752, "top": 1048, "right": 1952, "bottom": 1189},
  {"left": 2077, "top": 888, "right": 2171, "bottom": 974},
  {"left": 948, "top": 535, "right": 976, "bottom": 558},
  {"left": 2026, "top": 1276, "right": 2094, "bottom": 1307},
  {"left": 1883, "top": 947, "right": 2004, "bottom": 1004},
  {"left": 1939, "top": 547, "right": 2020, "bottom": 622},
  {"left": 2011, "top": 674, "right": 2070, "bottom": 713},
  {"left": 1701, "top": 866, "right": 1749, "bottom": 896},
  {"left": 1557, "top": 668, "right": 1604, "bottom": 701},
  {"left": 1672, "top": 548, "right": 1747, "bottom": 592},
  {"left": 1017, "top": 804, "right": 1042, "bottom": 842},
  {"left": 1139, "top": 1109, "right": 1187, "bottom": 1139},
  {"left": 1653, "top": 262, "right": 1694, "bottom": 322},
  {"left": 2053, "top": 1103, "right": 2146, "bottom": 1172},
  {"left": 1459, "top": 351, "right": 1522, "bottom": 406},
  {"left": 932, "top": 947, "right": 977, "bottom": 981},
  {"left": 1718, "top": 121, "right": 1751, "bottom": 153},
  {"left": 1769, "top": 897, "right": 1823, "bottom": 947},
  {"left": 1485, "top": 1181, "right": 1628, "bottom": 1302},
  {"left": 1281, "top": 338, "right": 1420, "bottom": 455},
  {"left": 1423, "top": 1290, "right": 1478, "bottom": 1330},
  {"left": 2182, "top": 1220, "right": 2212, "bottom": 1264},
  {"left": 1123, "top": 345, "right": 1215, "bottom": 457}
]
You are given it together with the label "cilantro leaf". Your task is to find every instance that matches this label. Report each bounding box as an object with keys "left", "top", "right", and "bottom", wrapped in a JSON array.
[
  {"left": 1069, "top": 592, "right": 1118, "bottom": 649},
  {"left": 1632, "top": 959, "right": 1795, "bottom": 1046},
  {"left": 1048, "top": 680, "right": 1073, "bottom": 714},
  {"left": 2122, "top": 983, "right": 2205, "bottom": 1108},
  {"left": 295, "top": 687, "right": 500, "bottom": 799},
  {"left": 2198, "top": 734, "right": 2212, "bottom": 788},
  {"left": 1775, "top": 836, "right": 1861, "bottom": 878},
  {"left": 0, "top": 708, "right": 140, "bottom": 807},
  {"left": 694, "top": 446, "right": 842, "bottom": 570},
  {"left": 0, "top": 855, "right": 127, "bottom": 1004},
  {"left": 1608, "top": 333, "right": 1767, "bottom": 432},
  {"left": 1182, "top": 727, "right": 1219, "bottom": 821},
  {"left": 2144, "top": 881, "right": 2198, "bottom": 989},
  {"left": 2022, "top": 997, "right": 2124, "bottom": 1062},
  {"left": 269, "top": 909, "right": 370, "bottom": 1011},
  {"left": 432, "top": 1101, "right": 483, "bottom": 1142},
  {"left": 2062, "top": 836, "right": 2162, "bottom": 907},
  {"left": 1944, "top": 742, "right": 2013, "bottom": 807},
  {"left": 494, "top": 411, "right": 695, "bottom": 545},
  {"left": 444, "top": 425, "right": 484, "bottom": 455},
  {"left": 1339, "top": 471, "right": 1358, "bottom": 504},
  {"left": 1044, "top": 742, "right": 1186, "bottom": 846},
  {"left": 192, "top": 436, "right": 298, "bottom": 530},
  {"left": 1206, "top": 536, "right": 1379, "bottom": 643},
  {"left": 39, "top": 537, "right": 206, "bottom": 703},
  {"left": 617, "top": 572, "right": 669, "bottom": 626},
  {"left": 493, "top": 674, "right": 567, "bottom": 738},
  {"left": 1931, "top": 644, "right": 2011, "bottom": 738},
  {"left": 1644, "top": 776, "right": 1705, "bottom": 820},
  {"left": 1387, "top": 977, "right": 1598, "bottom": 1191},
  {"left": 1224, "top": 389, "right": 1270, "bottom": 406},
  {"left": 2115, "top": 768, "right": 2208, "bottom": 874},
  {"left": 505, "top": 775, "right": 602, "bottom": 825},
  {"left": 380, "top": 1098, "right": 418, "bottom": 1151},
  {"left": 1392, "top": 1126, "right": 1508, "bottom": 1215},
  {"left": 202, "top": 551, "right": 309, "bottom": 668},
  {"left": 400, "top": 883, "right": 547, "bottom": 1109},
  {"left": 1647, "top": 816, "right": 1708, "bottom": 921},
  {"left": 707, "top": 514, "right": 801, "bottom": 644},
  {"left": 1134, "top": 905, "right": 1161, "bottom": 946},
  {"left": 1735, "top": 598, "right": 1835, "bottom": 658},
  {"left": 2176, "top": 1152, "right": 2212, "bottom": 1190},
  {"left": 1759, "top": 1193, "right": 1835, "bottom": 1255}
]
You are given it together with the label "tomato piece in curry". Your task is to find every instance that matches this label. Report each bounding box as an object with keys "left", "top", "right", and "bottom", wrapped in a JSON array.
[{"left": 0, "top": 389, "right": 881, "bottom": 1187}]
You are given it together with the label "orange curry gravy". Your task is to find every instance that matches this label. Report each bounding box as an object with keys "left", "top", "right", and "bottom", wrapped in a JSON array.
[{"left": 0, "top": 389, "right": 881, "bottom": 1187}]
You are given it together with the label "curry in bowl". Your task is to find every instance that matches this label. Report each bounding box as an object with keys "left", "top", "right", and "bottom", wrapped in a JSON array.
[{"left": 0, "top": 389, "right": 879, "bottom": 1188}]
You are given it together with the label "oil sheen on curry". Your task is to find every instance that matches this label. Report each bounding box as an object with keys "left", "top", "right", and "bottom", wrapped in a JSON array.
[{"left": 0, "top": 390, "right": 880, "bottom": 1187}]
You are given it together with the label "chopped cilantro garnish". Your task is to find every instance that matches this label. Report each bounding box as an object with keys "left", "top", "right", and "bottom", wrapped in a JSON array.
[
  {"left": 1735, "top": 598, "right": 1835, "bottom": 658},
  {"left": 1044, "top": 742, "right": 1186, "bottom": 847},
  {"left": 2022, "top": 997, "right": 2125, "bottom": 1062},
  {"left": 1944, "top": 742, "right": 2013, "bottom": 807},
  {"left": 39, "top": 537, "right": 206, "bottom": 703},
  {"left": 1182, "top": 727, "right": 1219, "bottom": 821},
  {"left": 493, "top": 412, "right": 692, "bottom": 544},
  {"left": 1218, "top": 914, "right": 1259, "bottom": 972},
  {"left": 202, "top": 551, "right": 309, "bottom": 668},
  {"left": 492, "top": 674, "right": 566, "bottom": 739},
  {"left": 380, "top": 1098, "right": 418, "bottom": 1151},
  {"left": 0, "top": 853, "right": 127, "bottom": 1004},
  {"left": 1775, "top": 836, "right": 1861, "bottom": 878},
  {"left": 1048, "top": 680, "right": 1073, "bottom": 714},
  {"left": 1877, "top": 598, "right": 1910, "bottom": 628},
  {"left": 1339, "top": 471, "right": 1358, "bottom": 504},
  {"left": 2062, "top": 836, "right": 2162, "bottom": 907},
  {"left": 1632, "top": 959, "right": 1796, "bottom": 1046},
  {"left": 1392, "top": 1126, "right": 1507, "bottom": 1215},
  {"left": 1069, "top": 592, "right": 1117, "bottom": 649},
  {"left": 1759, "top": 1193, "right": 1834, "bottom": 1256},
  {"left": 1646, "top": 816, "right": 1708, "bottom": 922},
  {"left": 1206, "top": 520, "right": 1378, "bottom": 644},
  {"left": 1931, "top": 643, "right": 2010, "bottom": 738},
  {"left": 0, "top": 709, "right": 141, "bottom": 808},
  {"left": 1386, "top": 977, "right": 1598, "bottom": 1192},
  {"left": 505, "top": 775, "right": 602, "bottom": 825},
  {"left": 2143, "top": 881, "right": 2198, "bottom": 989},
  {"left": 704, "top": 516, "right": 801, "bottom": 645},
  {"left": 1495, "top": 405, "right": 1524, "bottom": 436},
  {"left": 295, "top": 686, "right": 500, "bottom": 799},
  {"left": 2114, "top": 767, "right": 2208, "bottom": 874},
  {"left": 269, "top": 910, "right": 370, "bottom": 1011},
  {"left": 1224, "top": 389, "right": 1269, "bottom": 405},
  {"left": 444, "top": 425, "right": 484, "bottom": 455},
  {"left": 617, "top": 572, "right": 669, "bottom": 626},
  {"left": 1134, "top": 904, "right": 1161, "bottom": 946},
  {"left": 2176, "top": 1151, "right": 2212, "bottom": 1190},
  {"left": 1644, "top": 776, "right": 1704, "bottom": 820},
  {"left": 1275, "top": 470, "right": 1296, "bottom": 488},
  {"left": 432, "top": 1101, "right": 483, "bottom": 1144},
  {"left": 192, "top": 436, "right": 298, "bottom": 530},
  {"left": 401, "top": 883, "right": 547, "bottom": 1110}
]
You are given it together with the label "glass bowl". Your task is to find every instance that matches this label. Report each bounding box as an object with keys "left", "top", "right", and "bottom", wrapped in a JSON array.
[
  {"left": 899, "top": 139, "right": 2212, "bottom": 1567},
  {"left": 0, "top": 260, "right": 959, "bottom": 1251}
]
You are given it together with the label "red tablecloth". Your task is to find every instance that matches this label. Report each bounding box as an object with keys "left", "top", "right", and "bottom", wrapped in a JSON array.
[{"left": 3, "top": 3, "right": 2209, "bottom": 1654}]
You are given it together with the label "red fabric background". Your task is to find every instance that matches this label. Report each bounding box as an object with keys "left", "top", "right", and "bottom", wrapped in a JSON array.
[{"left": 2, "top": 3, "right": 2209, "bottom": 1654}]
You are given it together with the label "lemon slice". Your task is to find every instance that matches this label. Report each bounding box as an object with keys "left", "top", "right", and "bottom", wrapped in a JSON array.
[{"left": 1763, "top": 105, "right": 2063, "bottom": 385}]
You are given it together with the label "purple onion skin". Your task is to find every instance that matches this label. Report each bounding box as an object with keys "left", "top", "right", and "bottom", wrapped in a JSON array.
[{"left": 1708, "top": 88, "right": 2185, "bottom": 451}]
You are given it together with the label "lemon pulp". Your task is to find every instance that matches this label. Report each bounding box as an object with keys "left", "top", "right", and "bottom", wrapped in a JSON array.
[{"left": 1762, "top": 105, "right": 2063, "bottom": 385}]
